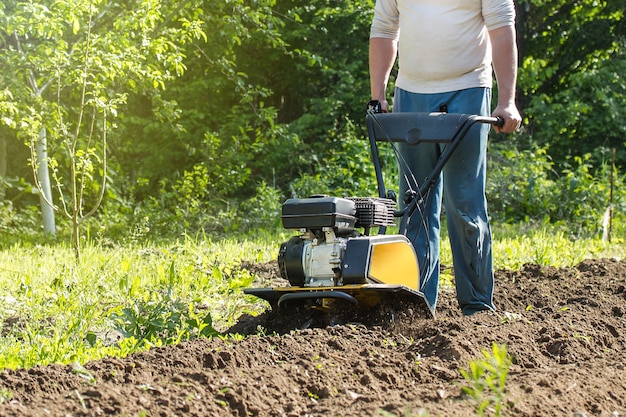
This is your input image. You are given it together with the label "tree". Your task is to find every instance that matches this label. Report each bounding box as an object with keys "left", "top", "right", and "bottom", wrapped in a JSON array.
[
  {"left": 516, "top": 0, "right": 626, "bottom": 168},
  {"left": 0, "top": 0, "right": 206, "bottom": 257},
  {"left": 109, "top": 0, "right": 298, "bottom": 203}
]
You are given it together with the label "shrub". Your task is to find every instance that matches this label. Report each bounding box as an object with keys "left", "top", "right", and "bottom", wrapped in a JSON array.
[{"left": 487, "top": 143, "right": 624, "bottom": 237}]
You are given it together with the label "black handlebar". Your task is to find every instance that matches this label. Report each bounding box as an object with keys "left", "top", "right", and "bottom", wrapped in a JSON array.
[
  {"left": 366, "top": 101, "right": 505, "bottom": 128},
  {"left": 477, "top": 116, "right": 504, "bottom": 127},
  {"left": 365, "top": 111, "right": 508, "bottom": 236},
  {"left": 490, "top": 116, "right": 505, "bottom": 127}
]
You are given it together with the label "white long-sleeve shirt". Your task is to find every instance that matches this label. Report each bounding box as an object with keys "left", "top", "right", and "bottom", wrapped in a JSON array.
[{"left": 370, "top": 0, "right": 516, "bottom": 94}]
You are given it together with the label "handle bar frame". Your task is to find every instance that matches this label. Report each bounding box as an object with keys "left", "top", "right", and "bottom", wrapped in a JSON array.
[{"left": 365, "top": 112, "right": 503, "bottom": 236}]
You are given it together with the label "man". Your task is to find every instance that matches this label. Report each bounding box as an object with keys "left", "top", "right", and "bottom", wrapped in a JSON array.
[{"left": 369, "top": 0, "right": 522, "bottom": 315}]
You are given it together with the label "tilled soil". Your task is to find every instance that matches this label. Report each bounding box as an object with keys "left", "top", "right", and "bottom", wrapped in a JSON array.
[{"left": 0, "top": 258, "right": 625, "bottom": 417}]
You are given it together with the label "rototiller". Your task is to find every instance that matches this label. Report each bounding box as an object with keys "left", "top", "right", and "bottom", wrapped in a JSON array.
[{"left": 245, "top": 107, "right": 502, "bottom": 318}]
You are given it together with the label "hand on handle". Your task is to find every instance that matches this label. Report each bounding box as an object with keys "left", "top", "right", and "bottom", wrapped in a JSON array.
[{"left": 492, "top": 104, "right": 521, "bottom": 133}]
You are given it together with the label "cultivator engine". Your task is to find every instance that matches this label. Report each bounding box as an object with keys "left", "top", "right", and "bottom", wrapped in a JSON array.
[{"left": 278, "top": 195, "right": 398, "bottom": 287}]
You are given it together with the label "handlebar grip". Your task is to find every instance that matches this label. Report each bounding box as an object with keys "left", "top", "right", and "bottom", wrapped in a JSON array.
[
  {"left": 494, "top": 116, "right": 504, "bottom": 127},
  {"left": 367, "top": 100, "right": 384, "bottom": 114}
]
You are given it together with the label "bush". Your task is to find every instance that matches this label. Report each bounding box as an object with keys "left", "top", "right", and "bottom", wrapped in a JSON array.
[
  {"left": 487, "top": 142, "right": 625, "bottom": 237},
  {"left": 487, "top": 143, "right": 558, "bottom": 223},
  {"left": 289, "top": 120, "right": 396, "bottom": 199}
]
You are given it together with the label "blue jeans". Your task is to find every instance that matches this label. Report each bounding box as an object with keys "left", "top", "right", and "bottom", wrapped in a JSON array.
[{"left": 393, "top": 87, "right": 495, "bottom": 315}]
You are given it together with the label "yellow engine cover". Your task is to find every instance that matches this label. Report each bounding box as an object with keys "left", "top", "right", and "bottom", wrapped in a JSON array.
[
  {"left": 341, "top": 235, "right": 420, "bottom": 290},
  {"left": 368, "top": 237, "right": 419, "bottom": 289}
]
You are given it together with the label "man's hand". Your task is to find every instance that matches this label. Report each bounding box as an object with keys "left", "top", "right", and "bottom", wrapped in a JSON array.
[
  {"left": 492, "top": 104, "right": 521, "bottom": 134},
  {"left": 369, "top": 99, "right": 390, "bottom": 113}
]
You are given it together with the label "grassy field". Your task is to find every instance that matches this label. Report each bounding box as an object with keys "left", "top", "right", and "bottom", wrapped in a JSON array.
[{"left": 0, "top": 227, "right": 624, "bottom": 371}]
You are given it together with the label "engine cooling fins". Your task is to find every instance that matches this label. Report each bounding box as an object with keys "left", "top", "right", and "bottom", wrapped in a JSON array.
[{"left": 347, "top": 197, "right": 396, "bottom": 228}]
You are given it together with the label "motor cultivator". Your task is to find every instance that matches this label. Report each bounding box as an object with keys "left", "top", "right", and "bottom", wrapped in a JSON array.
[{"left": 245, "top": 110, "right": 502, "bottom": 319}]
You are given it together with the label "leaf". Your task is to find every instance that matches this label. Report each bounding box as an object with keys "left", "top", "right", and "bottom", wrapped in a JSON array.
[
  {"left": 72, "top": 17, "right": 80, "bottom": 35},
  {"left": 85, "top": 331, "right": 97, "bottom": 347},
  {"left": 72, "top": 361, "right": 96, "bottom": 384}
]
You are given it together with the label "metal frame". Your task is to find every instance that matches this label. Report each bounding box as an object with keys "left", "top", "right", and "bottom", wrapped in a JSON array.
[{"left": 365, "top": 112, "right": 501, "bottom": 235}]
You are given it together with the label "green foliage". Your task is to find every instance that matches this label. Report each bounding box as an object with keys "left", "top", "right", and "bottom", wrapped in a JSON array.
[
  {"left": 110, "top": 280, "right": 219, "bottom": 347},
  {"left": 0, "top": 0, "right": 210, "bottom": 255},
  {"left": 222, "top": 0, "right": 376, "bottom": 196},
  {"left": 113, "top": 0, "right": 292, "bottom": 203},
  {"left": 239, "top": 182, "right": 284, "bottom": 231},
  {"left": 487, "top": 142, "right": 625, "bottom": 237},
  {"left": 0, "top": 236, "right": 270, "bottom": 370},
  {"left": 286, "top": 116, "right": 403, "bottom": 204},
  {"left": 487, "top": 144, "right": 556, "bottom": 222},
  {"left": 517, "top": 0, "right": 626, "bottom": 168},
  {"left": 246, "top": 0, "right": 374, "bottom": 126},
  {"left": 108, "top": 178, "right": 284, "bottom": 238},
  {"left": 0, "top": 88, "right": 17, "bottom": 128},
  {"left": 290, "top": 119, "right": 378, "bottom": 198},
  {"left": 1, "top": 0, "right": 625, "bottom": 250},
  {"left": 460, "top": 343, "right": 512, "bottom": 417},
  {"left": 0, "top": 200, "right": 41, "bottom": 239}
]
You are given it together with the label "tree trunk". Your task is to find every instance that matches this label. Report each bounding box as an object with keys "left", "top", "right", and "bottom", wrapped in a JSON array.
[
  {"left": 0, "top": 134, "right": 6, "bottom": 201},
  {"left": 36, "top": 127, "right": 56, "bottom": 235}
]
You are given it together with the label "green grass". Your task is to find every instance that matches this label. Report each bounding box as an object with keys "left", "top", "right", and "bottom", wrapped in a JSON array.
[
  {"left": 444, "top": 223, "right": 625, "bottom": 271},
  {"left": 0, "top": 226, "right": 624, "bottom": 371},
  {"left": 0, "top": 234, "right": 277, "bottom": 370}
]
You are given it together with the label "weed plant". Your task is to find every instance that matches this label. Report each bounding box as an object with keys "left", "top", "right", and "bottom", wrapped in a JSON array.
[{"left": 460, "top": 343, "right": 512, "bottom": 417}]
